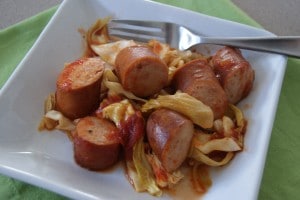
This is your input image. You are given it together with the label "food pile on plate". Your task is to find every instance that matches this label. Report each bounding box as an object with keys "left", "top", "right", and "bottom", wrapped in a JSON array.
[{"left": 39, "top": 17, "right": 254, "bottom": 196}]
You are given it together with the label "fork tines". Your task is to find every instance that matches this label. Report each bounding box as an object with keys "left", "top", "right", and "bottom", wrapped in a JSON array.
[{"left": 108, "top": 19, "right": 167, "bottom": 43}]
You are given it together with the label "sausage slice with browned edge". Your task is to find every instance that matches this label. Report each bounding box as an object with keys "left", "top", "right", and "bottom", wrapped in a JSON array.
[
  {"left": 115, "top": 46, "right": 168, "bottom": 97},
  {"left": 172, "top": 59, "right": 228, "bottom": 119},
  {"left": 56, "top": 57, "right": 104, "bottom": 119},
  {"left": 73, "top": 116, "right": 121, "bottom": 170},
  {"left": 212, "top": 46, "right": 255, "bottom": 104},
  {"left": 146, "top": 108, "right": 194, "bottom": 172}
]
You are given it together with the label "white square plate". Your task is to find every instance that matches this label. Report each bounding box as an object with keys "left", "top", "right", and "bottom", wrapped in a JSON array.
[{"left": 0, "top": 0, "right": 287, "bottom": 199}]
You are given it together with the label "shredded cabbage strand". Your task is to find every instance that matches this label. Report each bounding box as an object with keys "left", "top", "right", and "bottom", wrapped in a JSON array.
[
  {"left": 38, "top": 110, "right": 75, "bottom": 133},
  {"left": 130, "top": 138, "right": 162, "bottom": 196},
  {"left": 102, "top": 99, "right": 135, "bottom": 127},
  {"left": 229, "top": 104, "right": 245, "bottom": 133},
  {"left": 38, "top": 94, "right": 75, "bottom": 133},
  {"left": 86, "top": 17, "right": 111, "bottom": 47},
  {"left": 102, "top": 100, "right": 162, "bottom": 196},
  {"left": 189, "top": 104, "right": 246, "bottom": 166},
  {"left": 142, "top": 91, "right": 214, "bottom": 128},
  {"left": 146, "top": 153, "right": 184, "bottom": 188},
  {"left": 190, "top": 149, "right": 235, "bottom": 167}
]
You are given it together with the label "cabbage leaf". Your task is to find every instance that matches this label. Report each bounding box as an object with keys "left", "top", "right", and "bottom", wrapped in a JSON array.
[
  {"left": 142, "top": 91, "right": 213, "bottom": 128},
  {"left": 130, "top": 138, "right": 162, "bottom": 196},
  {"left": 189, "top": 104, "right": 246, "bottom": 166}
]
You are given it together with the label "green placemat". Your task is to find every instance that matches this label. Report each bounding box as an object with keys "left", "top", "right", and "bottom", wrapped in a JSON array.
[{"left": 1, "top": 1, "right": 299, "bottom": 199}]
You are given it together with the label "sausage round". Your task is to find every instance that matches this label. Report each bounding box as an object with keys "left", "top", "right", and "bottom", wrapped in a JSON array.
[
  {"left": 172, "top": 59, "right": 228, "bottom": 119},
  {"left": 115, "top": 46, "right": 168, "bottom": 97},
  {"left": 55, "top": 57, "right": 104, "bottom": 119},
  {"left": 146, "top": 108, "right": 194, "bottom": 172},
  {"left": 211, "top": 46, "right": 255, "bottom": 104},
  {"left": 73, "top": 116, "right": 121, "bottom": 170}
]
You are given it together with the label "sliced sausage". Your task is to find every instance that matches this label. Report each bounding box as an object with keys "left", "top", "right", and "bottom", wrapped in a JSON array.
[
  {"left": 73, "top": 116, "right": 121, "bottom": 170},
  {"left": 146, "top": 108, "right": 194, "bottom": 172},
  {"left": 172, "top": 59, "right": 228, "bottom": 119},
  {"left": 211, "top": 46, "right": 255, "bottom": 104},
  {"left": 115, "top": 45, "right": 168, "bottom": 97},
  {"left": 55, "top": 57, "right": 104, "bottom": 119}
]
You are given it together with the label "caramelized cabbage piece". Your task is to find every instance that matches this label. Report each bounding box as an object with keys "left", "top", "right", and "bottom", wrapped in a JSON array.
[
  {"left": 86, "top": 17, "right": 111, "bottom": 50},
  {"left": 142, "top": 91, "right": 214, "bottom": 128},
  {"left": 102, "top": 99, "right": 135, "bottom": 127},
  {"left": 189, "top": 105, "right": 246, "bottom": 166},
  {"left": 190, "top": 149, "right": 234, "bottom": 167},
  {"left": 102, "top": 99, "right": 161, "bottom": 196},
  {"left": 38, "top": 110, "right": 75, "bottom": 132},
  {"left": 229, "top": 104, "right": 245, "bottom": 132},
  {"left": 44, "top": 93, "right": 55, "bottom": 113},
  {"left": 129, "top": 138, "right": 162, "bottom": 196},
  {"left": 192, "top": 131, "right": 241, "bottom": 155}
]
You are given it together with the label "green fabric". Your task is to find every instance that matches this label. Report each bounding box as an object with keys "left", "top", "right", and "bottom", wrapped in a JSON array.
[
  {"left": 155, "top": 0, "right": 262, "bottom": 28},
  {"left": 259, "top": 57, "right": 300, "bottom": 200},
  {"left": 0, "top": 1, "right": 299, "bottom": 199},
  {"left": 0, "top": 6, "right": 58, "bottom": 88}
]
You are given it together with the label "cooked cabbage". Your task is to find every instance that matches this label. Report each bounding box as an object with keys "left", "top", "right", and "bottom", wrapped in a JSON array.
[
  {"left": 189, "top": 105, "right": 246, "bottom": 166},
  {"left": 192, "top": 131, "right": 241, "bottom": 154},
  {"left": 129, "top": 138, "right": 162, "bottom": 196},
  {"left": 44, "top": 93, "right": 55, "bottom": 113},
  {"left": 86, "top": 17, "right": 111, "bottom": 47},
  {"left": 229, "top": 104, "right": 245, "bottom": 132},
  {"left": 142, "top": 91, "right": 214, "bottom": 128},
  {"left": 146, "top": 153, "right": 184, "bottom": 188},
  {"left": 91, "top": 40, "right": 136, "bottom": 65},
  {"left": 102, "top": 99, "right": 161, "bottom": 195},
  {"left": 190, "top": 149, "right": 234, "bottom": 167},
  {"left": 190, "top": 163, "right": 212, "bottom": 193},
  {"left": 38, "top": 110, "right": 75, "bottom": 133},
  {"left": 38, "top": 94, "right": 75, "bottom": 133},
  {"left": 102, "top": 99, "right": 135, "bottom": 127}
]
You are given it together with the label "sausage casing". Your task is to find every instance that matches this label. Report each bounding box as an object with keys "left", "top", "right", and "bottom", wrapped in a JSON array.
[
  {"left": 146, "top": 108, "right": 194, "bottom": 172},
  {"left": 115, "top": 46, "right": 168, "bottom": 97},
  {"left": 172, "top": 59, "right": 228, "bottom": 119},
  {"left": 212, "top": 47, "right": 255, "bottom": 104},
  {"left": 73, "top": 116, "right": 121, "bottom": 170},
  {"left": 55, "top": 57, "right": 104, "bottom": 119}
]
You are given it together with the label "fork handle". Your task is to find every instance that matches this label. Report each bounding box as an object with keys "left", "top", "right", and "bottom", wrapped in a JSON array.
[{"left": 196, "top": 36, "right": 300, "bottom": 58}]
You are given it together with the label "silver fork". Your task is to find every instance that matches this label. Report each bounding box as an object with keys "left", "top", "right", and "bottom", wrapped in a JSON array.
[{"left": 108, "top": 19, "right": 300, "bottom": 58}]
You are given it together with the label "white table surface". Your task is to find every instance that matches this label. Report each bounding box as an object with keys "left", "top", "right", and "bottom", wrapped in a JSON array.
[{"left": 0, "top": 0, "right": 299, "bottom": 36}]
